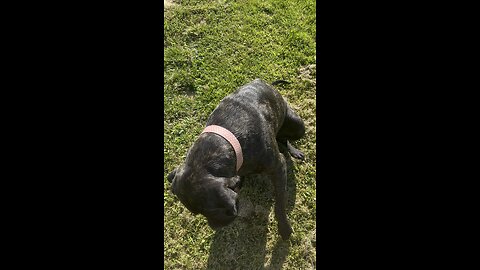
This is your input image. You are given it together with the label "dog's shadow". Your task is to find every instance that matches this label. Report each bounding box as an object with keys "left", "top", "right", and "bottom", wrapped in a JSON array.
[{"left": 206, "top": 151, "right": 298, "bottom": 269}]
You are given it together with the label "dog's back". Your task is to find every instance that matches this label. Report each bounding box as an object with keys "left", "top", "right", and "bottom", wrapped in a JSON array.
[{"left": 205, "top": 79, "right": 288, "bottom": 173}]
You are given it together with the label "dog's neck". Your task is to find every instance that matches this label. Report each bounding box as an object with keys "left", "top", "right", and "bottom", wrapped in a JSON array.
[
  {"left": 187, "top": 132, "right": 238, "bottom": 177},
  {"left": 201, "top": 125, "right": 243, "bottom": 172}
]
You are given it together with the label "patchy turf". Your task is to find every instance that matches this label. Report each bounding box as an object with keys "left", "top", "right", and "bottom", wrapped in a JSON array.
[
  {"left": 164, "top": 0, "right": 316, "bottom": 269},
  {"left": 164, "top": 0, "right": 176, "bottom": 9}
]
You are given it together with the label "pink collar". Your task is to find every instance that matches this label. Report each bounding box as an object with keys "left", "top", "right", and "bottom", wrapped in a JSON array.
[{"left": 201, "top": 125, "right": 243, "bottom": 172}]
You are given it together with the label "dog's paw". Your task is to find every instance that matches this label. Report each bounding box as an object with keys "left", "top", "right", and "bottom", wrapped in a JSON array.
[{"left": 289, "top": 149, "right": 305, "bottom": 160}]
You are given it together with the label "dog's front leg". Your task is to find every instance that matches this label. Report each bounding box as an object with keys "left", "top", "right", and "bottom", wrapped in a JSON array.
[{"left": 269, "top": 154, "right": 293, "bottom": 240}]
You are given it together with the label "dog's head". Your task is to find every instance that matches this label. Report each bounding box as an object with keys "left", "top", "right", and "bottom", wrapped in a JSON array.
[{"left": 167, "top": 165, "right": 241, "bottom": 229}]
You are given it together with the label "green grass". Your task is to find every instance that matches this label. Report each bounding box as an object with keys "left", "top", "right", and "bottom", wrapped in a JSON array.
[{"left": 164, "top": 0, "right": 316, "bottom": 268}]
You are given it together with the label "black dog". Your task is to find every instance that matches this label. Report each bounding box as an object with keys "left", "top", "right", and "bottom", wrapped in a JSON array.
[{"left": 167, "top": 78, "right": 305, "bottom": 240}]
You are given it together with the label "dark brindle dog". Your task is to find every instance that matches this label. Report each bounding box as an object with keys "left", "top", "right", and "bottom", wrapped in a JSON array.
[{"left": 167, "top": 78, "right": 305, "bottom": 240}]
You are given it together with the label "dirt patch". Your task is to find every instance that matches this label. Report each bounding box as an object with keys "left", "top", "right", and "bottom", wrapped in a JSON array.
[
  {"left": 164, "top": 0, "right": 176, "bottom": 9},
  {"left": 298, "top": 64, "right": 316, "bottom": 87}
]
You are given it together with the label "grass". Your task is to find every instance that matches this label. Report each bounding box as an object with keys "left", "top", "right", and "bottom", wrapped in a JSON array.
[{"left": 164, "top": 0, "right": 316, "bottom": 268}]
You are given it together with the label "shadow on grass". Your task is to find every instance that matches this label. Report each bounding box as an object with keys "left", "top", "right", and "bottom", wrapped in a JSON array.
[{"left": 206, "top": 150, "right": 298, "bottom": 270}]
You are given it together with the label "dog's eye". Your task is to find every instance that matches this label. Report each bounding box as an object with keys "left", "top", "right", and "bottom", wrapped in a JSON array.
[
  {"left": 225, "top": 178, "right": 242, "bottom": 193},
  {"left": 226, "top": 182, "right": 239, "bottom": 192}
]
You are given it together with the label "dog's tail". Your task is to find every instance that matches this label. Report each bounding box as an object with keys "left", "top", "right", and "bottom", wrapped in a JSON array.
[{"left": 271, "top": 80, "right": 291, "bottom": 86}]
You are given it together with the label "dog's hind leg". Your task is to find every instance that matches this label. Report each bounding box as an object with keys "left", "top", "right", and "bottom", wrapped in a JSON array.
[{"left": 277, "top": 104, "right": 306, "bottom": 160}]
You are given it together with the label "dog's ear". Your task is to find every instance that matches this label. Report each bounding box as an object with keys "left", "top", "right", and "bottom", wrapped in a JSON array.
[{"left": 167, "top": 168, "right": 177, "bottom": 183}]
